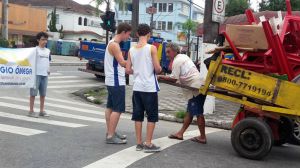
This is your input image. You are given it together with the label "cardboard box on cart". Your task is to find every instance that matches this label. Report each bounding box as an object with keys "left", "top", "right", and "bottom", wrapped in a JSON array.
[{"left": 224, "top": 24, "right": 269, "bottom": 50}]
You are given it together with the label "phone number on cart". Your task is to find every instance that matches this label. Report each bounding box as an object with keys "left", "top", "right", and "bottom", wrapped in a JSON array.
[{"left": 217, "top": 76, "right": 272, "bottom": 97}]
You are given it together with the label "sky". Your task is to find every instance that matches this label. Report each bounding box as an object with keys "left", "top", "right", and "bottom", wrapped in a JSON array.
[{"left": 73, "top": 0, "right": 261, "bottom": 11}]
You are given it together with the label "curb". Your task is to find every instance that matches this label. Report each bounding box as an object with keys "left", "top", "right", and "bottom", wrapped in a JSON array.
[
  {"left": 50, "top": 62, "right": 87, "bottom": 66},
  {"left": 82, "top": 93, "right": 232, "bottom": 130}
]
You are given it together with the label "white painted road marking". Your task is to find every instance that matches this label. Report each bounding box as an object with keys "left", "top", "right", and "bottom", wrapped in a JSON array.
[
  {"left": 48, "top": 76, "right": 80, "bottom": 79},
  {"left": 0, "top": 111, "right": 87, "bottom": 128},
  {"left": 0, "top": 102, "right": 105, "bottom": 123},
  {"left": 48, "top": 80, "right": 94, "bottom": 84},
  {"left": 49, "top": 73, "right": 63, "bottom": 76},
  {"left": 0, "top": 97, "right": 132, "bottom": 120},
  {"left": 83, "top": 128, "right": 222, "bottom": 168},
  {"left": 0, "top": 123, "right": 46, "bottom": 136},
  {"left": 45, "top": 97, "right": 99, "bottom": 108},
  {"left": 48, "top": 84, "right": 100, "bottom": 89}
]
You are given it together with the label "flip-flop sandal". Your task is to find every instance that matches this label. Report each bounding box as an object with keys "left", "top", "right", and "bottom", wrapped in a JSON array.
[
  {"left": 168, "top": 134, "right": 183, "bottom": 140},
  {"left": 191, "top": 137, "right": 207, "bottom": 144}
]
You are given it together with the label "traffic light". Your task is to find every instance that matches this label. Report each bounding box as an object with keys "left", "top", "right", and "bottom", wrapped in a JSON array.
[{"left": 100, "top": 11, "right": 116, "bottom": 33}]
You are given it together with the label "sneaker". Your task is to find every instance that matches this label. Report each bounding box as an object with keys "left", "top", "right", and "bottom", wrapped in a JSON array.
[
  {"left": 106, "top": 134, "right": 127, "bottom": 144},
  {"left": 143, "top": 143, "right": 161, "bottom": 153},
  {"left": 136, "top": 144, "right": 144, "bottom": 151},
  {"left": 115, "top": 132, "right": 127, "bottom": 140},
  {"left": 28, "top": 112, "right": 38, "bottom": 118},
  {"left": 39, "top": 111, "right": 50, "bottom": 117}
]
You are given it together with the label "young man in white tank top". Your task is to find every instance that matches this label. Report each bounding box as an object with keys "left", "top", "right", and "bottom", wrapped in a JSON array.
[
  {"left": 104, "top": 23, "right": 132, "bottom": 144},
  {"left": 126, "top": 24, "right": 162, "bottom": 152}
]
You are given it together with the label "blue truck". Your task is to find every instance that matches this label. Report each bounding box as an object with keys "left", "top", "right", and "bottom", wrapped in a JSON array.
[
  {"left": 78, "top": 40, "right": 131, "bottom": 79},
  {"left": 78, "top": 37, "right": 170, "bottom": 82}
]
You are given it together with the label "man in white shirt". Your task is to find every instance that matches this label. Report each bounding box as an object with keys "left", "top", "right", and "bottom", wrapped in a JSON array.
[
  {"left": 28, "top": 32, "right": 51, "bottom": 118},
  {"left": 158, "top": 43, "right": 207, "bottom": 144}
]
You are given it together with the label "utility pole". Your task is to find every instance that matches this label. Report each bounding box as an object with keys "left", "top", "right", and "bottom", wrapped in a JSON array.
[
  {"left": 187, "top": 0, "right": 192, "bottom": 57},
  {"left": 1, "top": 0, "right": 8, "bottom": 40},
  {"left": 105, "top": 0, "right": 110, "bottom": 45},
  {"left": 203, "top": 0, "right": 219, "bottom": 43},
  {"left": 150, "top": 0, "right": 154, "bottom": 30},
  {"left": 132, "top": 0, "right": 139, "bottom": 41}
]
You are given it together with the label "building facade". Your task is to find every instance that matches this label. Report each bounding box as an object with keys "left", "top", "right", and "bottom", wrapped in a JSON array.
[
  {"left": 115, "top": 0, "right": 204, "bottom": 45},
  {"left": 9, "top": 0, "right": 105, "bottom": 41},
  {"left": 0, "top": 2, "right": 47, "bottom": 47}
]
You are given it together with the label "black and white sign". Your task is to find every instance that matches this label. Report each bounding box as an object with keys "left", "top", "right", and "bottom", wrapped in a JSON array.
[{"left": 212, "top": 0, "right": 226, "bottom": 23}]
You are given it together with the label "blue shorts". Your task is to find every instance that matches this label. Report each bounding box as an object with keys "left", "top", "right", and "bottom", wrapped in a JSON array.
[
  {"left": 30, "top": 75, "right": 48, "bottom": 97},
  {"left": 106, "top": 86, "right": 125, "bottom": 113},
  {"left": 187, "top": 94, "right": 207, "bottom": 116},
  {"left": 132, "top": 91, "right": 158, "bottom": 122}
]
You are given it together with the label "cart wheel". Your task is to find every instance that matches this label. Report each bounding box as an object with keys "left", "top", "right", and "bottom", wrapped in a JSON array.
[
  {"left": 289, "top": 119, "right": 300, "bottom": 145},
  {"left": 274, "top": 117, "right": 293, "bottom": 146},
  {"left": 289, "top": 75, "right": 300, "bottom": 145},
  {"left": 231, "top": 118, "right": 273, "bottom": 160}
]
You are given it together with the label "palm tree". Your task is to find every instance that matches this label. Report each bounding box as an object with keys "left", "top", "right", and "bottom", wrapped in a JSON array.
[
  {"left": 94, "top": 0, "right": 126, "bottom": 14},
  {"left": 175, "top": 19, "right": 198, "bottom": 57}
]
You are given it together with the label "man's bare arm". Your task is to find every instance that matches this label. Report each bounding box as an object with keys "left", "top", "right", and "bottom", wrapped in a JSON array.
[
  {"left": 109, "top": 42, "right": 126, "bottom": 67},
  {"left": 125, "top": 51, "right": 133, "bottom": 74}
]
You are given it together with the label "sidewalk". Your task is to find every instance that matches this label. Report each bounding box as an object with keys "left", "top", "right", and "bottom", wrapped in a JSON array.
[
  {"left": 50, "top": 55, "right": 87, "bottom": 66},
  {"left": 124, "top": 84, "right": 240, "bottom": 130}
]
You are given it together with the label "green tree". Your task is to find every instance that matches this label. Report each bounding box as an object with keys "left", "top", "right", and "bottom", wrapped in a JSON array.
[
  {"left": 48, "top": 7, "right": 58, "bottom": 32},
  {"left": 179, "top": 19, "right": 198, "bottom": 56},
  {"left": 94, "top": 0, "right": 126, "bottom": 14},
  {"left": 225, "top": 0, "right": 250, "bottom": 17},
  {"left": 259, "top": 0, "right": 300, "bottom": 11}
]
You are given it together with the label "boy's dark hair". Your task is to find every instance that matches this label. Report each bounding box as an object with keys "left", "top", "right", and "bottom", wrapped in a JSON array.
[
  {"left": 36, "top": 32, "right": 49, "bottom": 40},
  {"left": 137, "top": 24, "right": 151, "bottom": 36},
  {"left": 117, "top": 23, "right": 132, "bottom": 34}
]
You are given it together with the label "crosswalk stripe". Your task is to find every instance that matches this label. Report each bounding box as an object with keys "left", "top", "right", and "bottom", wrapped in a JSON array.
[
  {"left": 42, "top": 97, "right": 99, "bottom": 108},
  {"left": 0, "top": 111, "right": 87, "bottom": 128},
  {"left": 83, "top": 128, "right": 222, "bottom": 168},
  {"left": 1, "top": 97, "right": 105, "bottom": 113},
  {"left": 48, "top": 76, "right": 79, "bottom": 79},
  {"left": 48, "top": 80, "right": 93, "bottom": 84},
  {"left": 0, "top": 97, "right": 132, "bottom": 120},
  {"left": 0, "top": 102, "right": 105, "bottom": 123},
  {"left": 48, "top": 84, "right": 100, "bottom": 89},
  {"left": 49, "top": 73, "right": 63, "bottom": 76},
  {"left": 0, "top": 123, "right": 46, "bottom": 136}
]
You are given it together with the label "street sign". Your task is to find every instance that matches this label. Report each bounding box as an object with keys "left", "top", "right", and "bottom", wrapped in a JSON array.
[
  {"left": 146, "top": 6, "right": 157, "bottom": 14},
  {"left": 212, "top": 0, "right": 226, "bottom": 23}
]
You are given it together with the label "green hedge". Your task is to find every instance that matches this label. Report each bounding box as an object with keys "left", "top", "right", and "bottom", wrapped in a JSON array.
[{"left": 0, "top": 38, "right": 9, "bottom": 48}]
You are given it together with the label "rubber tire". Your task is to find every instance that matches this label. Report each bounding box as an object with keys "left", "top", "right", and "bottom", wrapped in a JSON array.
[
  {"left": 289, "top": 120, "right": 300, "bottom": 145},
  {"left": 274, "top": 117, "right": 293, "bottom": 146},
  {"left": 231, "top": 118, "right": 273, "bottom": 160},
  {"left": 289, "top": 75, "right": 300, "bottom": 145}
]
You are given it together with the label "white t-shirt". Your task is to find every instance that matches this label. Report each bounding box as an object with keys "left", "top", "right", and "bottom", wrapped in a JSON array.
[
  {"left": 171, "top": 54, "right": 205, "bottom": 99},
  {"left": 36, "top": 46, "right": 50, "bottom": 76}
]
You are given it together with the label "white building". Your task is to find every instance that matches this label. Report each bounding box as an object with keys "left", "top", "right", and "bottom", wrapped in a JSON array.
[
  {"left": 115, "top": 0, "right": 204, "bottom": 45},
  {"left": 10, "top": 0, "right": 105, "bottom": 41}
]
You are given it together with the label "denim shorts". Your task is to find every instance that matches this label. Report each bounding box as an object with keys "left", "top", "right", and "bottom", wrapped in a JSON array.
[
  {"left": 106, "top": 86, "right": 125, "bottom": 113},
  {"left": 30, "top": 75, "right": 48, "bottom": 97},
  {"left": 131, "top": 91, "right": 158, "bottom": 122},
  {"left": 187, "top": 94, "right": 207, "bottom": 116}
]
